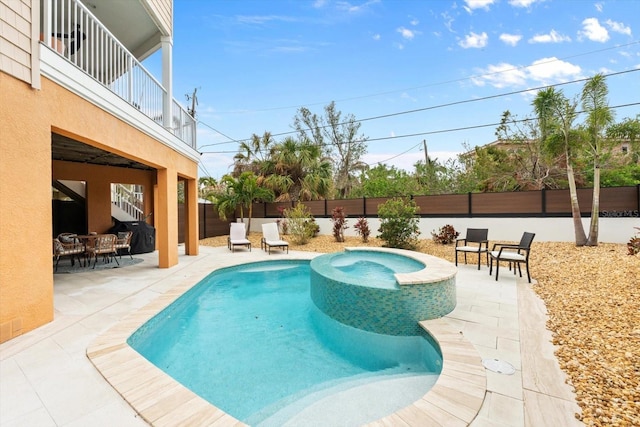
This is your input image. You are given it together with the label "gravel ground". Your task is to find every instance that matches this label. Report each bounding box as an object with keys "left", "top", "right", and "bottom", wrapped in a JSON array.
[{"left": 200, "top": 234, "right": 640, "bottom": 426}]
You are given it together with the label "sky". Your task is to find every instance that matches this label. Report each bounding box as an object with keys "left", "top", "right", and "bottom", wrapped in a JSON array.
[{"left": 150, "top": 0, "right": 640, "bottom": 179}]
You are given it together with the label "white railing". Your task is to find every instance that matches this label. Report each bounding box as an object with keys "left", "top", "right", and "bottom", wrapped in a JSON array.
[
  {"left": 111, "top": 184, "right": 145, "bottom": 221},
  {"left": 41, "top": 0, "right": 196, "bottom": 149}
]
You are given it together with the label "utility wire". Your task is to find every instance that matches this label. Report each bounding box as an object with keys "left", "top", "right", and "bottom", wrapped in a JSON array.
[
  {"left": 211, "top": 40, "right": 640, "bottom": 114},
  {"left": 198, "top": 67, "right": 640, "bottom": 150},
  {"left": 200, "top": 101, "right": 640, "bottom": 157}
]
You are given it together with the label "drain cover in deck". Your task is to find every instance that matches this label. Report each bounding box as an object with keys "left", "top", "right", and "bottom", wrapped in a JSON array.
[{"left": 482, "top": 358, "right": 516, "bottom": 375}]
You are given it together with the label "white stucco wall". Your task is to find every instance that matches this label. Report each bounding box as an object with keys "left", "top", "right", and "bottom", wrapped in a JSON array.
[{"left": 248, "top": 217, "right": 637, "bottom": 244}]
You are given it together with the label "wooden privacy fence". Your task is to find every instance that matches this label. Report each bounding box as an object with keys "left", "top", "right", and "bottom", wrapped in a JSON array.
[
  {"left": 252, "top": 185, "right": 639, "bottom": 219},
  {"left": 179, "top": 186, "right": 639, "bottom": 240}
]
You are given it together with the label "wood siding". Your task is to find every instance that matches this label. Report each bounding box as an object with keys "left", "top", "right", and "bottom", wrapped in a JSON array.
[
  {"left": 0, "top": 0, "right": 33, "bottom": 84},
  {"left": 143, "top": 0, "right": 172, "bottom": 36}
]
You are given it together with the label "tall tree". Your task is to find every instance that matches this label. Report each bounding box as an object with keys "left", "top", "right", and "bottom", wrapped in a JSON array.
[
  {"left": 293, "top": 101, "right": 368, "bottom": 198},
  {"left": 263, "top": 137, "right": 332, "bottom": 201},
  {"left": 233, "top": 131, "right": 275, "bottom": 176},
  {"left": 533, "top": 87, "right": 588, "bottom": 246},
  {"left": 215, "top": 172, "right": 274, "bottom": 237},
  {"left": 581, "top": 74, "right": 614, "bottom": 246}
]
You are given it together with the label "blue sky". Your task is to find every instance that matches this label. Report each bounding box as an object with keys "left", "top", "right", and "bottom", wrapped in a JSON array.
[{"left": 155, "top": 0, "right": 640, "bottom": 179}]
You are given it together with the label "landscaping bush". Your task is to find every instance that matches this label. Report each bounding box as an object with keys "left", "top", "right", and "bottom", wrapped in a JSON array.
[
  {"left": 377, "top": 198, "right": 420, "bottom": 249},
  {"left": 284, "top": 203, "right": 314, "bottom": 245},
  {"left": 628, "top": 227, "right": 640, "bottom": 256},
  {"left": 354, "top": 217, "right": 370, "bottom": 243},
  {"left": 331, "top": 206, "right": 348, "bottom": 242},
  {"left": 431, "top": 224, "right": 460, "bottom": 244}
]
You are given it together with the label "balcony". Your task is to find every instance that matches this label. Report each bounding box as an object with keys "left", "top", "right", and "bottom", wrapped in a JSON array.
[{"left": 40, "top": 0, "right": 196, "bottom": 149}]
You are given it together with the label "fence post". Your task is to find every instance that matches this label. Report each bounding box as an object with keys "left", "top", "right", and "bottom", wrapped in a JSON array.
[
  {"left": 468, "top": 192, "right": 472, "bottom": 217},
  {"left": 202, "top": 203, "right": 206, "bottom": 238},
  {"left": 541, "top": 188, "right": 546, "bottom": 217},
  {"left": 325, "top": 199, "right": 328, "bottom": 217},
  {"left": 363, "top": 197, "right": 366, "bottom": 217}
]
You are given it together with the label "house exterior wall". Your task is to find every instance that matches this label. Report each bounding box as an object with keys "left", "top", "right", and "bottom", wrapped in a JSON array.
[
  {"left": 0, "top": 70, "right": 199, "bottom": 343},
  {"left": 144, "top": 0, "right": 172, "bottom": 36},
  {"left": 0, "top": 0, "right": 38, "bottom": 86}
]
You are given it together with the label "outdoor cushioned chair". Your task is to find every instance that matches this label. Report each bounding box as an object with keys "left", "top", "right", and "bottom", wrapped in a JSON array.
[
  {"left": 455, "top": 228, "right": 489, "bottom": 270},
  {"left": 489, "top": 232, "right": 535, "bottom": 283},
  {"left": 261, "top": 222, "right": 288, "bottom": 254},
  {"left": 53, "top": 233, "right": 85, "bottom": 271},
  {"left": 85, "top": 234, "right": 119, "bottom": 269},
  {"left": 114, "top": 231, "right": 133, "bottom": 259},
  {"left": 228, "top": 222, "right": 251, "bottom": 252}
]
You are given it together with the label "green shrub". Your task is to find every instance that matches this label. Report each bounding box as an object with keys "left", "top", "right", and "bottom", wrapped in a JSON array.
[
  {"left": 354, "top": 217, "right": 370, "bottom": 243},
  {"left": 377, "top": 198, "right": 420, "bottom": 249},
  {"left": 431, "top": 224, "right": 460, "bottom": 244},
  {"left": 284, "top": 203, "right": 315, "bottom": 245},
  {"left": 331, "top": 207, "right": 348, "bottom": 242}
]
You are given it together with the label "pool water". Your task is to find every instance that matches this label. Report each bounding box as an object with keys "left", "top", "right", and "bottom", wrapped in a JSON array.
[
  {"left": 330, "top": 251, "right": 425, "bottom": 289},
  {"left": 128, "top": 261, "right": 441, "bottom": 425}
]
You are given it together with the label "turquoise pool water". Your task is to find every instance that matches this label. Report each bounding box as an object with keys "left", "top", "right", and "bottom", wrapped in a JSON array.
[
  {"left": 128, "top": 261, "right": 442, "bottom": 425},
  {"left": 329, "top": 250, "right": 424, "bottom": 289}
]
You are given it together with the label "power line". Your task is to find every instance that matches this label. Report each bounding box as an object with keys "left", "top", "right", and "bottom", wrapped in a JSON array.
[
  {"left": 199, "top": 101, "right": 640, "bottom": 162},
  {"left": 198, "top": 67, "right": 640, "bottom": 149},
  {"left": 210, "top": 41, "right": 640, "bottom": 114}
]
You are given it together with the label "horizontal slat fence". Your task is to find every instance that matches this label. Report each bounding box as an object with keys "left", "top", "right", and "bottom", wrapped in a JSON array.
[{"left": 178, "top": 185, "right": 639, "bottom": 241}]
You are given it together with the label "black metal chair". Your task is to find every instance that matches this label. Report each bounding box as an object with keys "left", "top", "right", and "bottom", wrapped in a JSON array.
[
  {"left": 455, "top": 228, "right": 489, "bottom": 270},
  {"left": 489, "top": 232, "right": 535, "bottom": 283}
]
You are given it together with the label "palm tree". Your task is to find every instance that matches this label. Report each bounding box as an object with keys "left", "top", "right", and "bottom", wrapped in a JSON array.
[
  {"left": 215, "top": 172, "right": 274, "bottom": 237},
  {"left": 233, "top": 131, "right": 275, "bottom": 176},
  {"left": 198, "top": 176, "right": 218, "bottom": 202},
  {"left": 264, "top": 137, "right": 333, "bottom": 201},
  {"left": 533, "top": 87, "right": 588, "bottom": 246},
  {"left": 581, "top": 74, "right": 614, "bottom": 246}
]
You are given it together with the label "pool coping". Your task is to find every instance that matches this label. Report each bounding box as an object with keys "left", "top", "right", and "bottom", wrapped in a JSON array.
[{"left": 86, "top": 250, "right": 485, "bottom": 426}]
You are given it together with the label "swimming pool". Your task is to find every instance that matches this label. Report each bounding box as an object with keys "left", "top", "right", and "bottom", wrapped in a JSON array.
[{"left": 128, "top": 260, "right": 442, "bottom": 426}]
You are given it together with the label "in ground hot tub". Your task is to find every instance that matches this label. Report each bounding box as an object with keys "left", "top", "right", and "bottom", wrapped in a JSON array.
[{"left": 310, "top": 247, "right": 457, "bottom": 335}]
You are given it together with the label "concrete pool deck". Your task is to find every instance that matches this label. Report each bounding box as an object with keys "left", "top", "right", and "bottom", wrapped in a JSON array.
[{"left": 0, "top": 245, "right": 581, "bottom": 426}]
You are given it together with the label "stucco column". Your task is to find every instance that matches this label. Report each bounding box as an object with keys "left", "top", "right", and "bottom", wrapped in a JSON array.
[
  {"left": 156, "top": 168, "right": 178, "bottom": 268},
  {"left": 86, "top": 179, "right": 114, "bottom": 234},
  {"left": 183, "top": 177, "right": 199, "bottom": 255}
]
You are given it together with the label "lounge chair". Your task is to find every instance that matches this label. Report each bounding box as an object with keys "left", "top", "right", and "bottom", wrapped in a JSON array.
[
  {"left": 455, "top": 228, "right": 489, "bottom": 270},
  {"left": 228, "top": 222, "right": 251, "bottom": 252},
  {"left": 489, "top": 232, "right": 535, "bottom": 283},
  {"left": 261, "top": 223, "right": 288, "bottom": 254}
]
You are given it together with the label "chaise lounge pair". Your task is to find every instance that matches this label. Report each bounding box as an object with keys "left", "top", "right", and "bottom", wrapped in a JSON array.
[{"left": 227, "top": 222, "right": 288, "bottom": 254}]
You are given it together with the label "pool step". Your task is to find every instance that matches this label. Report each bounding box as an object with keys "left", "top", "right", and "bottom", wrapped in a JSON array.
[{"left": 248, "top": 370, "right": 438, "bottom": 427}]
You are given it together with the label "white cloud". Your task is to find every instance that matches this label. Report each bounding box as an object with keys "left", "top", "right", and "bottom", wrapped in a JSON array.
[
  {"left": 464, "top": 0, "right": 495, "bottom": 11},
  {"left": 579, "top": 18, "right": 609, "bottom": 42},
  {"left": 605, "top": 19, "right": 632, "bottom": 36},
  {"left": 441, "top": 11, "right": 455, "bottom": 33},
  {"left": 470, "top": 57, "right": 583, "bottom": 89},
  {"left": 508, "top": 0, "right": 540, "bottom": 7},
  {"left": 410, "top": 18, "right": 419, "bottom": 26},
  {"left": 528, "top": 29, "right": 571, "bottom": 44},
  {"left": 528, "top": 57, "right": 582, "bottom": 83},
  {"left": 397, "top": 26, "right": 417, "bottom": 40},
  {"left": 471, "top": 63, "right": 528, "bottom": 88},
  {"left": 372, "top": 33, "right": 381, "bottom": 41},
  {"left": 313, "top": 0, "right": 327, "bottom": 8},
  {"left": 595, "top": 2, "right": 603, "bottom": 12},
  {"left": 459, "top": 31, "right": 488, "bottom": 48},
  {"left": 336, "top": 0, "right": 381, "bottom": 14},
  {"left": 500, "top": 33, "right": 522, "bottom": 46}
]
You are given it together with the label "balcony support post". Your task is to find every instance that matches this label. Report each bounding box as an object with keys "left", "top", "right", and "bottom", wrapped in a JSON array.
[{"left": 161, "top": 35, "right": 173, "bottom": 130}]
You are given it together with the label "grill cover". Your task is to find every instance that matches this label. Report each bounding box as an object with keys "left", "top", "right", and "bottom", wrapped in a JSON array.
[{"left": 109, "top": 221, "right": 155, "bottom": 254}]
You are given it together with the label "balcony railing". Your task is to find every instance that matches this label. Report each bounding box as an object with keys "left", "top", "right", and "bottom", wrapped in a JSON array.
[{"left": 41, "top": 0, "right": 196, "bottom": 149}]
